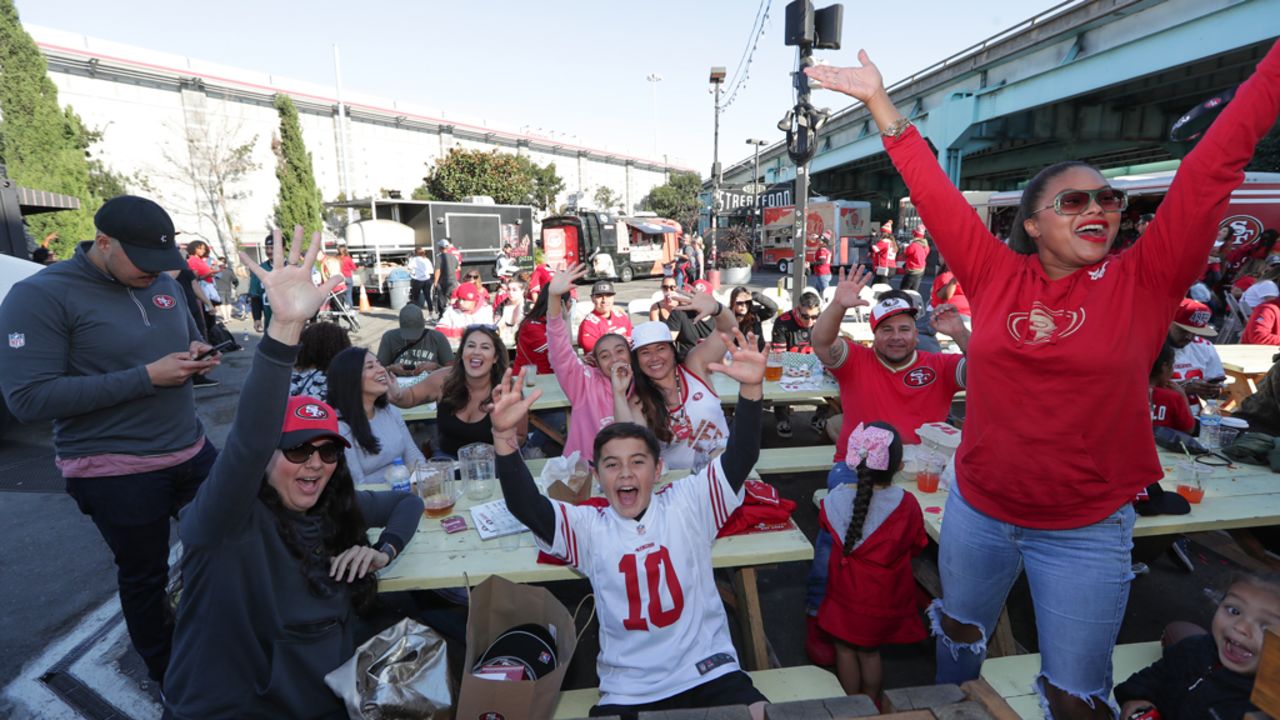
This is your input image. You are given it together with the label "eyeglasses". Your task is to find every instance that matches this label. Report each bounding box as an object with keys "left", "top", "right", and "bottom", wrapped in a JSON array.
[
  {"left": 803, "top": 313, "right": 821, "bottom": 321},
  {"left": 282, "top": 442, "right": 342, "bottom": 464},
  {"left": 1034, "top": 188, "right": 1128, "bottom": 216},
  {"left": 661, "top": 284, "right": 678, "bottom": 291},
  {"left": 733, "top": 301, "right": 752, "bottom": 307}
]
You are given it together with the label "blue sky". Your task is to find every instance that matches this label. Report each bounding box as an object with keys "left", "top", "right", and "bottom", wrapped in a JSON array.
[{"left": 20, "top": 0, "right": 1064, "bottom": 175}]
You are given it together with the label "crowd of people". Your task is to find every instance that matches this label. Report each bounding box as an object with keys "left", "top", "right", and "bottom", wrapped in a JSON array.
[{"left": 0, "top": 36, "right": 1277, "bottom": 720}]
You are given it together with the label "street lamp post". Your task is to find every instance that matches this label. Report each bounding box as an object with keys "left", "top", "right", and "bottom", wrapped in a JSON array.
[
  {"left": 708, "top": 66, "right": 726, "bottom": 289},
  {"left": 646, "top": 73, "right": 662, "bottom": 160},
  {"left": 746, "top": 138, "right": 768, "bottom": 240}
]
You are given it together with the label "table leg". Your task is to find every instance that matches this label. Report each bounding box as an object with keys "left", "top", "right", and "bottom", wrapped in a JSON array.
[
  {"left": 529, "top": 415, "right": 565, "bottom": 447},
  {"left": 986, "top": 609, "right": 1022, "bottom": 657},
  {"left": 731, "top": 567, "right": 770, "bottom": 671},
  {"left": 1229, "top": 529, "right": 1280, "bottom": 571}
]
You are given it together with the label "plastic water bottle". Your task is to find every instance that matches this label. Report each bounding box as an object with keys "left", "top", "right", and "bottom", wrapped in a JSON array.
[
  {"left": 386, "top": 458, "right": 411, "bottom": 492},
  {"left": 1199, "top": 400, "right": 1222, "bottom": 451}
]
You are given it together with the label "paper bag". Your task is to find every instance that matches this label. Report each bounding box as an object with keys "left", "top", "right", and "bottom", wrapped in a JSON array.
[{"left": 456, "top": 575, "right": 578, "bottom": 720}]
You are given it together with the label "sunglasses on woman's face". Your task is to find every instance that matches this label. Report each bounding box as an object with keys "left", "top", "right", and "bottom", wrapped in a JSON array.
[
  {"left": 467, "top": 274, "right": 482, "bottom": 280},
  {"left": 282, "top": 442, "right": 342, "bottom": 464},
  {"left": 1034, "top": 188, "right": 1128, "bottom": 216},
  {"left": 662, "top": 284, "right": 678, "bottom": 291}
]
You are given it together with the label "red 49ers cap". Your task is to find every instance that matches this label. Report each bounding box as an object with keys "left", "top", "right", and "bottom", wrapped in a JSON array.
[
  {"left": 456, "top": 282, "right": 482, "bottom": 302},
  {"left": 1172, "top": 298, "right": 1217, "bottom": 337},
  {"left": 280, "top": 396, "right": 350, "bottom": 449}
]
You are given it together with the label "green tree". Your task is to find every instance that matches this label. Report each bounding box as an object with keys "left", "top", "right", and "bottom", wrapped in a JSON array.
[
  {"left": 415, "top": 148, "right": 534, "bottom": 205},
  {"left": 271, "top": 94, "right": 323, "bottom": 234},
  {"left": 0, "top": 0, "right": 96, "bottom": 256},
  {"left": 641, "top": 171, "right": 702, "bottom": 229},
  {"left": 594, "top": 185, "right": 620, "bottom": 211},
  {"left": 515, "top": 156, "right": 565, "bottom": 211}
]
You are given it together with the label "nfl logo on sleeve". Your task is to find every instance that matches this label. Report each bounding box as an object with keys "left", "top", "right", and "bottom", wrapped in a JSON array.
[{"left": 8, "top": 332, "right": 24, "bottom": 349}]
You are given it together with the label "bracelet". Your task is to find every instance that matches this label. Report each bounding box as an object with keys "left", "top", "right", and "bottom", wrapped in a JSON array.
[
  {"left": 882, "top": 117, "right": 913, "bottom": 138},
  {"left": 712, "top": 301, "right": 724, "bottom": 317}
]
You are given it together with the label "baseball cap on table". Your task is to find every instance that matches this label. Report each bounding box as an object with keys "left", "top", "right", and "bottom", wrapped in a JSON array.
[
  {"left": 1173, "top": 298, "right": 1217, "bottom": 337},
  {"left": 1132, "top": 481, "right": 1190, "bottom": 517},
  {"left": 456, "top": 282, "right": 481, "bottom": 302},
  {"left": 591, "top": 280, "right": 616, "bottom": 296},
  {"left": 280, "top": 396, "right": 350, "bottom": 449},
  {"left": 94, "top": 195, "right": 183, "bottom": 272},
  {"left": 870, "top": 296, "right": 918, "bottom": 330},
  {"left": 398, "top": 304, "right": 426, "bottom": 342},
  {"left": 632, "top": 320, "right": 676, "bottom": 349}
]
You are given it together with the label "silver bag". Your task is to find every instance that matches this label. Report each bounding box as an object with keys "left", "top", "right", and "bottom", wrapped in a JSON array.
[{"left": 324, "top": 617, "right": 452, "bottom": 719}]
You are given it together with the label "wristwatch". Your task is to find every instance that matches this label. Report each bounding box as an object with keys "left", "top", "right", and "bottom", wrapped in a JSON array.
[
  {"left": 378, "top": 542, "right": 398, "bottom": 563},
  {"left": 883, "top": 118, "right": 913, "bottom": 138}
]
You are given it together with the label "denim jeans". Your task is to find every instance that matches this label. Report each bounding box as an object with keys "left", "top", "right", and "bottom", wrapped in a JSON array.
[
  {"left": 811, "top": 273, "right": 832, "bottom": 296},
  {"left": 65, "top": 439, "right": 218, "bottom": 682},
  {"left": 804, "top": 462, "right": 859, "bottom": 614},
  {"left": 931, "top": 482, "right": 1134, "bottom": 716}
]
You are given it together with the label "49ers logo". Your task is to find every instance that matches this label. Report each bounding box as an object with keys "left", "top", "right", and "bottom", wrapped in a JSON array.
[
  {"left": 152, "top": 294, "right": 176, "bottom": 309},
  {"left": 294, "top": 403, "right": 329, "bottom": 420},
  {"left": 477, "top": 713, "right": 505, "bottom": 720},
  {"left": 903, "top": 367, "right": 937, "bottom": 388}
]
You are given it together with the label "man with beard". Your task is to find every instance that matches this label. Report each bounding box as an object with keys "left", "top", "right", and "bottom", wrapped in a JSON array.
[
  {"left": 800, "top": 267, "right": 969, "bottom": 667},
  {"left": 1167, "top": 298, "right": 1225, "bottom": 405}
]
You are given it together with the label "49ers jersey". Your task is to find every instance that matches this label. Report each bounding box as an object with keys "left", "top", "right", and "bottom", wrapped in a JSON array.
[{"left": 535, "top": 458, "right": 744, "bottom": 706}]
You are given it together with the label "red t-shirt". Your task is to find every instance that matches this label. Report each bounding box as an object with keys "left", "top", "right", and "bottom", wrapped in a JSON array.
[
  {"left": 577, "top": 308, "right": 632, "bottom": 352},
  {"left": 813, "top": 246, "right": 833, "bottom": 276},
  {"left": 1243, "top": 299, "right": 1280, "bottom": 345},
  {"left": 513, "top": 318, "right": 552, "bottom": 375},
  {"left": 187, "top": 256, "right": 213, "bottom": 281},
  {"left": 829, "top": 341, "right": 964, "bottom": 458},
  {"left": 1150, "top": 386, "right": 1195, "bottom": 433},
  {"left": 882, "top": 39, "right": 1279, "bottom": 528},
  {"left": 904, "top": 242, "right": 929, "bottom": 272},
  {"left": 930, "top": 271, "right": 970, "bottom": 316},
  {"left": 339, "top": 256, "right": 357, "bottom": 277},
  {"left": 529, "top": 265, "right": 553, "bottom": 297},
  {"left": 870, "top": 238, "right": 896, "bottom": 271}
]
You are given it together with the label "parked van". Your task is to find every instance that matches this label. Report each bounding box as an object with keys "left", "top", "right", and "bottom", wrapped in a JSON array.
[{"left": 540, "top": 211, "right": 682, "bottom": 281}]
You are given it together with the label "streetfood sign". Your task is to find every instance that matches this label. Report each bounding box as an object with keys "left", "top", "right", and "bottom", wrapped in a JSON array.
[{"left": 704, "top": 181, "right": 795, "bottom": 214}]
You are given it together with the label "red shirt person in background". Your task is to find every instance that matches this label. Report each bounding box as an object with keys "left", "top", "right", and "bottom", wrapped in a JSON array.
[
  {"left": 870, "top": 231, "right": 897, "bottom": 283},
  {"left": 1243, "top": 297, "right": 1280, "bottom": 345},
  {"left": 930, "top": 257, "right": 970, "bottom": 317},
  {"left": 513, "top": 290, "right": 553, "bottom": 375},
  {"left": 900, "top": 226, "right": 930, "bottom": 292},
  {"left": 811, "top": 234, "right": 834, "bottom": 295},
  {"left": 807, "top": 39, "right": 1280, "bottom": 717},
  {"left": 577, "top": 280, "right": 632, "bottom": 352}
]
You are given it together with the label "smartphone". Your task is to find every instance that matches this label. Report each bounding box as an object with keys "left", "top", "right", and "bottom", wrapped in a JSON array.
[{"left": 194, "top": 339, "right": 235, "bottom": 361}]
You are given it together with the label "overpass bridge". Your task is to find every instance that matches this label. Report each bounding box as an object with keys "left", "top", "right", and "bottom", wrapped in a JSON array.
[{"left": 718, "top": 0, "right": 1280, "bottom": 220}]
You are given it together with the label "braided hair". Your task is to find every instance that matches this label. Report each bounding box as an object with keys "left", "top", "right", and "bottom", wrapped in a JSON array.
[{"left": 842, "top": 421, "right": 903, "bottom": 555}]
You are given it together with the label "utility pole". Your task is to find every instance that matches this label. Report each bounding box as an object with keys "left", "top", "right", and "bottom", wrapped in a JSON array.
[
  {"left": 782, "top": 0, "right": 841, "bottom": 305},
  {"left": 746, "top": 138, "right": 768, "bottom": 240},
  {"left": 708, "top": 66, "right": 726, "bottom": 289},
  {"left": 646, "top": 73, "right": 663, "bottom": 160}
]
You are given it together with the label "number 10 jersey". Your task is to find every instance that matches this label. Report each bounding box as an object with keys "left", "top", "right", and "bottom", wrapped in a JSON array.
[{"left": 535, "top": 457, "right": 745, "bottom": 706}]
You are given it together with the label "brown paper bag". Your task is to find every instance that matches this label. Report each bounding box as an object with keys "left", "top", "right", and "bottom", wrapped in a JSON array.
[{"left": 456, "top": 575, "right": 578, "bottom": 720}]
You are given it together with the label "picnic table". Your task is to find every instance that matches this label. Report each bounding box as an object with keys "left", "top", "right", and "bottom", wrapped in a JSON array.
[
  {"left": 1217, "top": 343, "right": 1277, "bottom": 410},
  {"left": 376, "top": 486, "right": 814, "bottom": 671}
]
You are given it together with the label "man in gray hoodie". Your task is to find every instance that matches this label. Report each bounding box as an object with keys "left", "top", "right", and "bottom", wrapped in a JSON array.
[{"left": 0, "top": 196, "right": 221, "bottom": 683}]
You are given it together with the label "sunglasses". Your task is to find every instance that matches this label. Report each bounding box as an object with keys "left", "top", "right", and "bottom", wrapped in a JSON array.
[
  {"left": 467, "top": 274, "right": 482, "bottom": 280},
  {"left": 733, "top": 300, "right": 752, "bottom": 307},
  {"left": 282, "top": 442, "right": 342, "bottom": 464},
  {"left": 1034, "top": 188, "right": 1128, "bottom": 216},
  {"left": 662, "top": 284, "right": 678, "bottom": 291}
]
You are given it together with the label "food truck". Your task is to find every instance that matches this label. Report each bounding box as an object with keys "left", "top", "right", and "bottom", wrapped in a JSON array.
[{"left": 758, "top": 199, "right": 872, "bottom": 274}]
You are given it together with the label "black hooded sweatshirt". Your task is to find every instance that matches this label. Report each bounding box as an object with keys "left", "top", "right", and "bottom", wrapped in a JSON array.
[{"left": 1113, "top": 634, "right": 1258, "bottom": 720}]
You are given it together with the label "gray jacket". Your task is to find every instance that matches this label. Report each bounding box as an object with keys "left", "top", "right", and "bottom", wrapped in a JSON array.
[{"left": 0, "top": 243, "right": 204, "bottom": 458}]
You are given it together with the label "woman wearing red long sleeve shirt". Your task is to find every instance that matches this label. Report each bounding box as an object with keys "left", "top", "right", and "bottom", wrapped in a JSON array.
[
  {"left": 1243, "top": 298, "right": 1280, "bottom": 345},
  {"left": 808, "top": 40, "right": 1280, "bottom": 720}
]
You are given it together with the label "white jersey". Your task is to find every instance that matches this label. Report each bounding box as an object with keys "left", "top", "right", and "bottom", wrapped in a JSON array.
[
  {"left": 661, "top": 366, "right": 729, "bottom": 472},
  {"left": 536, "top": 458, "right": 744, "bottom": 706},
  {"left": 1171, "top": 336, "right": 1225, "bottom": 382}
]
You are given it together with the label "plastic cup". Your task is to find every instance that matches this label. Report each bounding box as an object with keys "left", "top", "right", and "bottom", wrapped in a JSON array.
[
  {"left": 500, "top": 532, "right": 523, "bottom": 552},
  {"left": 417, "top": 459, "right": 459, "bottom": 517},
  {"left": 765, "top": 353, "right": 783, "bottom": 382},
  {"left": 915, "top": 454, "right": 945, "bottom": 493},
  {"left": 1174, "top": 462, "right": 1211, "bottom": 504}
]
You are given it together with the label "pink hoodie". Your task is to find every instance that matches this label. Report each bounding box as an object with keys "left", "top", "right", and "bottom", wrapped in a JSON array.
[{"left": 548, "top": 313, "right": 615, "bottom": 461}]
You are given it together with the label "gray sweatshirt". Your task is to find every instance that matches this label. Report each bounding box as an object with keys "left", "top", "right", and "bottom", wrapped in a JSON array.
[
  {"left": 164, "top": 335, "right": 424, "bottom": 719},
  {"left": 0, "top": 243, "right": 204, "bottom": 458},
  {"left": 339, "top": 406, "right": 427, "bottom": 485}
]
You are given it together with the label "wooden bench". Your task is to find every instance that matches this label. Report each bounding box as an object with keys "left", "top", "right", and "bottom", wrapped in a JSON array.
[
  {"left": 979, "top": 642, "right": 1161, "bottom": 718},
  {"left": 551, "top": 665, "right": 846, "bottom": 719}
]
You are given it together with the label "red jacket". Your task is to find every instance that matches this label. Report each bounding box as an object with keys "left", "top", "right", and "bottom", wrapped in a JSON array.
[
  {"left": 813, "top": 246, "right": 833, "bottom": 276},
  {"left": 882, "top": 40, "right": 1280, "bottom": 529},
  {"left": 930, "top": 271, "right": 970, "bottom": 316},
  {"left": 870, "top": 237, "right": 896, "bottom": 272},
  {"left": 577, "top": 308, "right": 632, "bottom": 352},
  {"left": 1243, "top": 298, "right": 1280, "bottom": 345},
  {"left": 513, "top": 318, "right": 552, "bottom": 375},
  {"left": 904, "top": 241, "right": 929, "bottom": 272}
]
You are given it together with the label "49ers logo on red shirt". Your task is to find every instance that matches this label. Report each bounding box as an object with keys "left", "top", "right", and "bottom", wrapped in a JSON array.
[
  {"left": 152, "top": 294, "right": 176, "bottom": 309},
  {"left": 903, "top": 367, "right": 937, "bottom": 388}
]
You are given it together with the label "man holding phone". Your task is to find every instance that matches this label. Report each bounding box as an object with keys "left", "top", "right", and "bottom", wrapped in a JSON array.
[
  {"left": 1168, "top": 299, "right": 1226, "bottom": 404},
  {"left": 0, "top": 196, "right": 221, "bottom": 685}
]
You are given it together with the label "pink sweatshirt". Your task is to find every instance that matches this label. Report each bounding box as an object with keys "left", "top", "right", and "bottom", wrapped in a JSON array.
[{"left": 548, "top": 313, "right": 615, "bottom": 460}]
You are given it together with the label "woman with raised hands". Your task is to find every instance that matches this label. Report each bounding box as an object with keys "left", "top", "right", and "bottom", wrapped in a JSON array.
[
  {"left": 163, "top": 227, "right": 423, "bottom": 720},
  {"left": 807, "top": 40, "right": 1280, "bottom": 720}
]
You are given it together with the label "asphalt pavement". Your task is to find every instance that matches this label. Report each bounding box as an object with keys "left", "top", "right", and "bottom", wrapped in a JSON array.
[{"left": 0, "top": 269, "right": 1249, "bottom": 718}]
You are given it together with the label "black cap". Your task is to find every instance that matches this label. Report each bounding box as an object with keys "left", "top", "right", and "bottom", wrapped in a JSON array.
[
  {"left": 398, "top": 304, "right": 426, "bottom": 342},
  {"left": 1132, "top": 482, "right": 1190, "bottom": 517},
  {"left": 591, "top": 280, "right": 616, "bottom": 296},
  {"left": 94, "top": 196, "right": 183, "bottom": 272}
]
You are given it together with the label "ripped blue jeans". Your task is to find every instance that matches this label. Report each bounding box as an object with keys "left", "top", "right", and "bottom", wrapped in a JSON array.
[{"left": 932, "top": 482, "right": 1134, "bottom": 715}]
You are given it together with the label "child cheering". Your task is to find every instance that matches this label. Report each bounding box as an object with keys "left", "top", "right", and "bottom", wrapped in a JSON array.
[
  {"left": 817, "top": 422, "right": 927, "bottom": 702},
  {"left": 490, "top": 329, "right": 770, "bottom": 720}
]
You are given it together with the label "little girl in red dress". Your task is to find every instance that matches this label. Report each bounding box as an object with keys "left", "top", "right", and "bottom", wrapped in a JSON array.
[{"left": 818, "top": 421, "right": 928, "bottom": 702}]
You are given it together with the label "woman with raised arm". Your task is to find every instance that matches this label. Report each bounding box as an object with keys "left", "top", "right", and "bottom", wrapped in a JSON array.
[
  {"left": 807, "top": 40, "right": 1280, "bottom": 720},
  {"left": 164, "top": 228, "right": 423, "bottom": 719}
]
